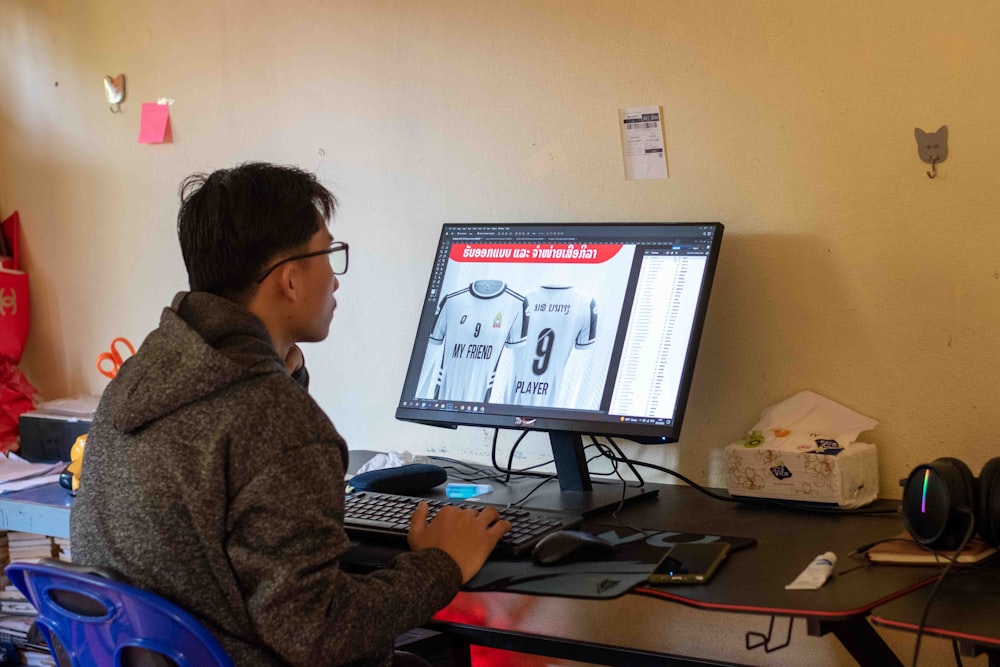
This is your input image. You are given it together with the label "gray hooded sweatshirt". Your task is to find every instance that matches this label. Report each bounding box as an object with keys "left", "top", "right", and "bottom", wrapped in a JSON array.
[{"left": 71, "top": 291, "right": 461, "bottom": 666}]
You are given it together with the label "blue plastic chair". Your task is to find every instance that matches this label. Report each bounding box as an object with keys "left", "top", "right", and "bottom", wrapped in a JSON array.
[{"left": 5, "top": 559, "right": 234, "bottom": 667}]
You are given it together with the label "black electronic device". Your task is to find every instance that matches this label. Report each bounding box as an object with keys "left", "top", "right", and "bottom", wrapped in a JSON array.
[
  {"left": 348, "top": 464, "right": 448, "bottom": 495},
  {"left": 530, "top": 529, "right": 616, "bottom": 566},
  {"left": 18, "top": 411, "right": 91, "bottom": 463},
  {"left": 647, "top": 542, "right": 731, "bottom": 585},
  {"left": 395, "top": 223, "right": 723, "bottom": 513},
  {"left": 901, "top": 457, "right": 1000, "bottom": 550}
]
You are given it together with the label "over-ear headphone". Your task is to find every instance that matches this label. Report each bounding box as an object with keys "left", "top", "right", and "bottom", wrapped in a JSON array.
[{"left": 901, "top": 457, "right": 1000, "bottom": 550}]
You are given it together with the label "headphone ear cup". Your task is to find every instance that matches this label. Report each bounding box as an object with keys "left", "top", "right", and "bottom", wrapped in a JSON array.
[
  {"left": 902, "top": 457, "right": 975, "bottom": 550},
  {"left": 976, "top": 458, "right": 1000, "bottom": 547},
  {"left": 937, "top": 456, "right": 976, "bottom": 508}
]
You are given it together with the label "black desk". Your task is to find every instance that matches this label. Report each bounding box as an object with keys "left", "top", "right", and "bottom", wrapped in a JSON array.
[
  {"left": 871, "top": 564, "right": 1000, "bottom": 666},
  {"left": 12, "top": 475, "right": 934, "bottom": 665},
  {"left": 407, "top": 481, "right": 936, "bottom": 667}
]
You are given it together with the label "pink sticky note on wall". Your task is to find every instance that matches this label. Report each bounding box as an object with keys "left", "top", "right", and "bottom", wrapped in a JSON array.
[{"left": 138, "top": 103, "right": 170, "bottom": 144}]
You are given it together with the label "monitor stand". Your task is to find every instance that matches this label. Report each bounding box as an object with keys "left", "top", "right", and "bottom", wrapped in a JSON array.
[{"left": 513, "top": 431, "right": 658, "bottom": 517}]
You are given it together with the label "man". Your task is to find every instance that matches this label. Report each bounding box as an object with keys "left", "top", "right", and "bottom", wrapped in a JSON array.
[{"left": 71, "top": 162, "right": 510, "bottom": 666}]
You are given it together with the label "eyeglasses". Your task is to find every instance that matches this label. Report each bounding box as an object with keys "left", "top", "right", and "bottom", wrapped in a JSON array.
[{"left": 256, "top": 241, "right": 349, "bottom": 283}]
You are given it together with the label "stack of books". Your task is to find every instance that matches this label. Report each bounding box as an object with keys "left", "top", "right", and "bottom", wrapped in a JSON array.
[
  {"left": 0, "top": 587, "right": 35, "bottom": 616},
  {"left": 6, "top": 533, "right": 56, "bottom": 564},
  {"left": 0, "top": 612, "right": 54, "bottom": 666},
  {"left": 0, "top": 614, "right": 34, "bottom": 653},
  {"left": 51, "top": 538, "right": 70, "bottom": 563},
  {"left": 0, "top": 531, "right": 68, "bottom": 666}
]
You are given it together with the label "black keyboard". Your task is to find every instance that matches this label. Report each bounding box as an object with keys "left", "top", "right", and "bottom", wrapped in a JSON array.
[{"left": 343, "top": 491, "right": 583, "bottom": 557}]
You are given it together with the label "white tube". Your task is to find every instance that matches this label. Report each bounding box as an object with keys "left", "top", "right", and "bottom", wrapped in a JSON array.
[{"left": 784, "top": 552, "right": 837, "bottom": 590}]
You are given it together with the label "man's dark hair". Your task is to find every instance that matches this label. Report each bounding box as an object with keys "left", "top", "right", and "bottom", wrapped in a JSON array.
[{"left": 177, "top": 162, "right": 338, "bottom": 300}]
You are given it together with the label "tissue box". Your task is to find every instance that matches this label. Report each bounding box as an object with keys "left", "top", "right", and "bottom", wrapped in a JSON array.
[{"left": 725, "top": 436, "right": 879, "bottom": 508}]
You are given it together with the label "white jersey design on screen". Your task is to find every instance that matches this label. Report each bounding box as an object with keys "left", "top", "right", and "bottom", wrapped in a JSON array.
[
  {"left": 428, "top": 280, "right": 527, "bottom": 402},
  {"left": 506, "top": 285, "right": 597, "bottom": 407}
]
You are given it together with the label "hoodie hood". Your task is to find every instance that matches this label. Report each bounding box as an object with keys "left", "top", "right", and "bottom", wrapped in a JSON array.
[{"left": 105, "top": 292, "right": 287, "bottom": 434}]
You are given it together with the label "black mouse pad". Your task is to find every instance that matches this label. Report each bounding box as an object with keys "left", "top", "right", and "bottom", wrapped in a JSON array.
[{"left": 463, "top": 523, "right": 756, "bottom": 600}]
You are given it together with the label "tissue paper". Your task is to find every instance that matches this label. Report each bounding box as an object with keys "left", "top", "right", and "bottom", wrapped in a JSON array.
[{"left": 725, "top": 391, "right": 879, "bottom": 508}]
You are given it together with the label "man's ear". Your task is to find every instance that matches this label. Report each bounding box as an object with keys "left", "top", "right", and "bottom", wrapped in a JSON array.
[{"left": 275, "top": 263, "right": 301, "bottom": 302}]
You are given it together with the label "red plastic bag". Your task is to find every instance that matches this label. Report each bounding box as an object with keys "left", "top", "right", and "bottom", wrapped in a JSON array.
[
  {"left": 0, "top": 269, "right": 29, "bottom": 364},
  {"left": 0, "top": 211, "right": 37, "bottom": 453},
  {"left": 1, "top": 211, "right": 20, "bottom": 271},
  {"left": 0, "top": 211, "right": 28, "bottom": 363},
  {"left": 0, "top": 362, "right": 39, "bottom": 453}
]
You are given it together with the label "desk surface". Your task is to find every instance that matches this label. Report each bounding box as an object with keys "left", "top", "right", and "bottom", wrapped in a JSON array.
[
  {"left": 346, "top": 449, "right": 930, "bottom": 620},
  {"left": 3, "top": 477, "right": 930, "bottom": 619},
  {"left": 9, "top": 472, "right": 934, "bottom": 665},
  {"left": 871, "top": 563, "right": 1000, "bottom": 650},
  {"left": 419, "top": 480, "right": 933, "bottom": 667},
  {"left": 410, "top": 480, "right": 931, "bottom": 620},
  {"left": 613, "top": 484, "right": 931, "bottom": 619},
  {"left": 0, "top": 483, "right": 73, "bottom": 538}
]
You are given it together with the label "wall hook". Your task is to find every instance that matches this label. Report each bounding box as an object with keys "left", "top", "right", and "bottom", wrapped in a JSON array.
[
  {"left": 915, "top": 125, "right": 947, "bottom": 180},
  {"left": 103, "top": 74, "right": 126, "bottom": 113}
]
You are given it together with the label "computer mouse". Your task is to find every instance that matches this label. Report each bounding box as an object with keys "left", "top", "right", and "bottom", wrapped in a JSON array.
[{"left": 531, "top": 530, "right": 616, "bottom": 566}]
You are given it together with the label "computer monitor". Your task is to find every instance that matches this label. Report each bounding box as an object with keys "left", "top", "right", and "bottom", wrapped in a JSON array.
[{"left": 395, "top": 222, "right": 724, "bottom": 513}]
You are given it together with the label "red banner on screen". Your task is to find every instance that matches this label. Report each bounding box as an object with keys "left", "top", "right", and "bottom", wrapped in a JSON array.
[{"left": 450, "top": 243, "right": 622, "bottom": 264}]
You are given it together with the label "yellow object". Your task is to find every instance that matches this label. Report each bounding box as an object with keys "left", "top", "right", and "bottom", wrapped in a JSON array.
[{"left": 67, "top": 434, "right": 87, "bottom": 492}]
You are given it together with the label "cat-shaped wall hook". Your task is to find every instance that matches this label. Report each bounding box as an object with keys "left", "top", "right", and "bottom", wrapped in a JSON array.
[
  {"left": 915, "top": 125, "right": 947, "bottom": 179},
  {"left": 103, "top": 74, "right": 126, "bottom": 113}
]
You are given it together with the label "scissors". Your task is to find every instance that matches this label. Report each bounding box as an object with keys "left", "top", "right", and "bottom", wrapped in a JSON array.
[{"left": 96, "top": 336, "right": 135, "bottom": 379}]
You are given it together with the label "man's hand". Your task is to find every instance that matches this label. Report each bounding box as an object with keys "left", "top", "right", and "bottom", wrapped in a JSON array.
[{"left": 407, "top": 502, "right": 512, "bottom": 583}]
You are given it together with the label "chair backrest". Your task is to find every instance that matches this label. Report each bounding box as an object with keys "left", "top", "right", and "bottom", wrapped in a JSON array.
[{"left": 5, "top": 560, "right": 234, "bottom": 667}]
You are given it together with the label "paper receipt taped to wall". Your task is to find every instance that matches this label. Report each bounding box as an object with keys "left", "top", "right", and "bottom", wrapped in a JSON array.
[{"left": 619, "top": 105, "right": 668, "bottom": 180}]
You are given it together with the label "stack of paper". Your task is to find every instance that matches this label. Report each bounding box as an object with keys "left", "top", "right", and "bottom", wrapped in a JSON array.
[
  {"left": 0, "top": 614, "right": 32, "bottom": 645},
  {"left": 21, "top": 651, "right": 56, "bottom": 666},
  {"left": 0, "top": 588, "right": 34, "bottom": 616},
  {"left": 7, "top": 533, "right": 54, "bottom": 563},
  {"left": 52, "top": 537, "right": 71, "bottom": 563},
  {"left": 0, "top": 611, "right": 51, "bottom": 665},
  {"left": 0, "top": 532, "right": 56, "bottom": 665},
  {"left": 33, "top": 396, "right": 99, "bottom": 419},
  {"left": 0, "top": 454, "right": 65, "bottom": 495},
  {"left": 0, "top": 595, "right": 53, "bottom": 665}
]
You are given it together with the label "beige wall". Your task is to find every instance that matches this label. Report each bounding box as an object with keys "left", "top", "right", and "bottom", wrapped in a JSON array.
[{"left": 1, "top": 3, "right": 997, "bottom": 663}]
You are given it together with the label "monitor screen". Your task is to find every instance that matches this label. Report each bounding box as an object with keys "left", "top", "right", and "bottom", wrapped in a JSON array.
[{"left": 395, "top": 222, "right": 723, "bottom": 510}]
